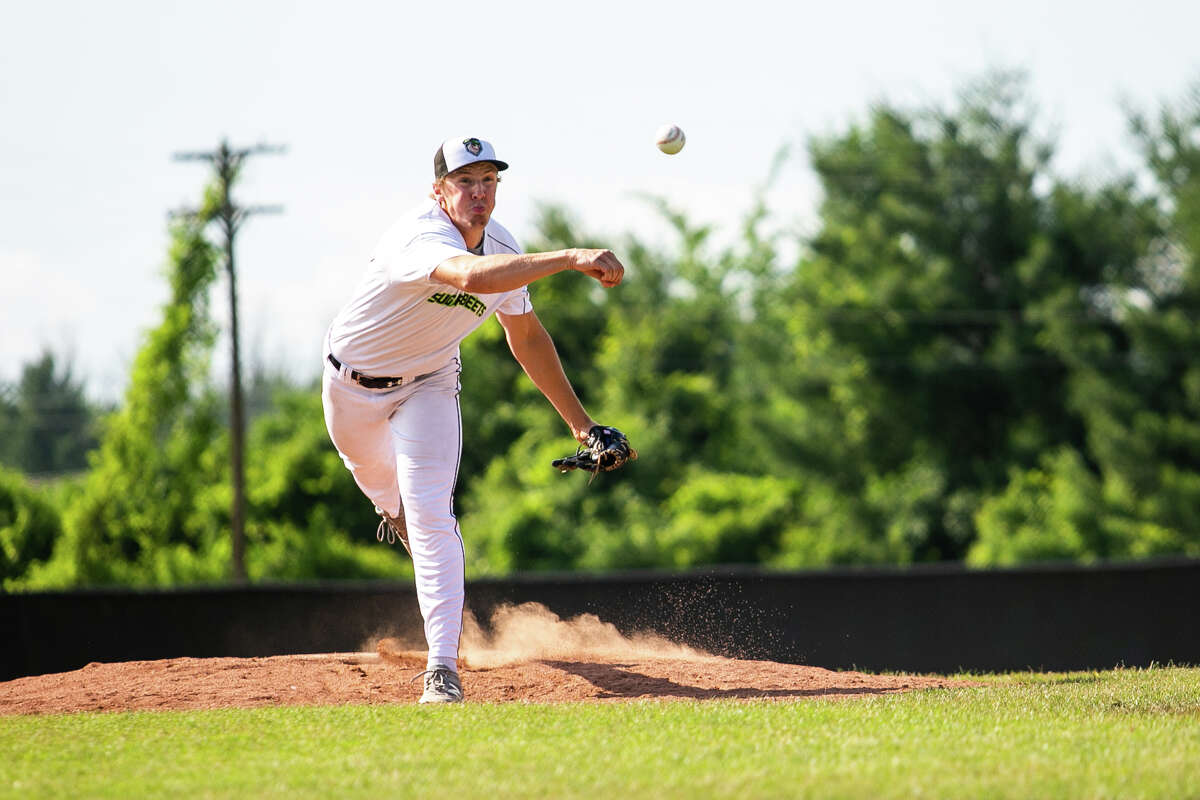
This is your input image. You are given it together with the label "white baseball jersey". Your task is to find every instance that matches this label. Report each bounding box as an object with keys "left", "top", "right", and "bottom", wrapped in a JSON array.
[{"left": 327, "top": 200, "right": 532, "bottom": 377}]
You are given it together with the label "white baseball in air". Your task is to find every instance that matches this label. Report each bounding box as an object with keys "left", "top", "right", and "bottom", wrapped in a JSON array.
[{"left": 655, "top": 124, "right": 686, "bottom": 155}]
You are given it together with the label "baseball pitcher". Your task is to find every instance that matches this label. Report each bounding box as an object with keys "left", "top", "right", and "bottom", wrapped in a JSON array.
[{"left": 321, "top": 137, "right": 634, "bottom": 704}]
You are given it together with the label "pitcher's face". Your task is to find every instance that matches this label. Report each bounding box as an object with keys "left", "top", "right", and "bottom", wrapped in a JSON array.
[{"left": 434, "top": 162, "right": 499, "bottom": 232}]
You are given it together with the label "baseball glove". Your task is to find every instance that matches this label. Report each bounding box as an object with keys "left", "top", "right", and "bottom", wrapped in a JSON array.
[{"left": 553, "top": 425, "right": 637, "bottom": 475}]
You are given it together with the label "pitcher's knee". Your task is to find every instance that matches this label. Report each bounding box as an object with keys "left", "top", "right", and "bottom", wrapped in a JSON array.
[{"left": 402, "top": 505, "right": 458, "bottom": 537}]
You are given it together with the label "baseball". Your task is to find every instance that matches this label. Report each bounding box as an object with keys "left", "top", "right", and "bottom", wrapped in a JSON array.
[{"left": 655, "top": 124, "right": 686, "bottom": 155}]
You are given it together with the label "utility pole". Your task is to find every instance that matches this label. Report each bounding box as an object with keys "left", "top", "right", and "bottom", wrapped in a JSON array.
[{"left": 172, "top": 139, "right": 285, "bottom": 583}]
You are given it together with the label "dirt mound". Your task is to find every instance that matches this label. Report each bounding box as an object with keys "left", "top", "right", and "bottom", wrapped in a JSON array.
[{"left": 0, "top": 603, "right": 961, "bottom": 715}]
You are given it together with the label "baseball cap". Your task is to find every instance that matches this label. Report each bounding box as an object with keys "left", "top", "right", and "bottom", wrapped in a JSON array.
[{"left": 433, "top": 137, "right": 509, "bottom": 180}]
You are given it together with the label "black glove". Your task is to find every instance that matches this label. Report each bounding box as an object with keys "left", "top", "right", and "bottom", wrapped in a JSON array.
[{"left": 552, "top": 425, "right": 638, "bottom": 474}]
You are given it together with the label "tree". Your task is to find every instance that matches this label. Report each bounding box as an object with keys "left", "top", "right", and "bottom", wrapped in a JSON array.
[
  {"left": 0, "top": 467, "right": 62, "bottom": 589},
  {"left": 37, "top": 181, "right": 227, "bottom": 587},
  {"left": 457, "top": 195, "right": 796, "bottom": 573},
  {"left": 767, "top": 73, "right": 1137, "bottom": 562},
  {"left": 0, "top": 351, "right": 98, "bottom": 476},
  {"left": 970, "top": 83, "right": 1200, "bottom": 563}
]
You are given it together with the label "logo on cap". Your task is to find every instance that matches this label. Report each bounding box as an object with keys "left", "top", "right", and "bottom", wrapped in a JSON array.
[{"left": 463, "top": 138, "right": 483, "bottom": 156}]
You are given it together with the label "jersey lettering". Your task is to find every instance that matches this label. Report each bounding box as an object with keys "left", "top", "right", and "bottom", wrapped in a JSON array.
[{"left": 427, "top": 291, "right": 487, "bottom": 317}]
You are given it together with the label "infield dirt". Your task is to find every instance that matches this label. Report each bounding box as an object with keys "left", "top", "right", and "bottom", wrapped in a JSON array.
[{"left": 0, "top": 603, "right": 961, "bottom": 714}]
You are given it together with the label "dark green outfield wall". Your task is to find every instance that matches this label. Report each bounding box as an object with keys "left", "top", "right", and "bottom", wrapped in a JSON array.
[{"left": 2, "top": 559, "right": 1197, "bottom": 681}]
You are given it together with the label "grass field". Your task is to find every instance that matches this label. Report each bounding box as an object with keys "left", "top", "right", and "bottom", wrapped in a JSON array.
[{"left": 2, "top": 667, "right": 1198, "bottom": 799}]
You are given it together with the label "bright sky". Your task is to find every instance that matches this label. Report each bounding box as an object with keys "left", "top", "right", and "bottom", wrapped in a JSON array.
[{"left": 3, "top": 0, "right": 1198, "bottom": 400}]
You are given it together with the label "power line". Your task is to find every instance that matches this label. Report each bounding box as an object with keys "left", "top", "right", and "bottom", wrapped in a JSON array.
[{"left": 173, "top": 139, "right": 286, "bottom": 584}]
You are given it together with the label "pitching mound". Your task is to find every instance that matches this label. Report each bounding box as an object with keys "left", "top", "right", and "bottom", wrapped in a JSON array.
[{"left": 0, "top": 603, "right": 961, "bottom": 714}]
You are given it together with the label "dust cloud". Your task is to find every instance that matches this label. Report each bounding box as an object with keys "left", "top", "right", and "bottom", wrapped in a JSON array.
[{"left": 459, "top": 602, "right": 710, "bottom": 668}]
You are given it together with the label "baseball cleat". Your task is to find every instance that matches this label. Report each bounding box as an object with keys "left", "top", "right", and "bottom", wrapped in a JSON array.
[
  {"left": 374, "top": 506, "right": 411, "bottom": 556},
  {"left": 418, "top": 667, "right": 464, "bottom": 704}
]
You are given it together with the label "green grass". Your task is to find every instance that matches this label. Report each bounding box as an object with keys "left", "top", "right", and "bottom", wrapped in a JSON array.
[{"left": 2, "top": 667, "right": 1199, "bottom": 799}]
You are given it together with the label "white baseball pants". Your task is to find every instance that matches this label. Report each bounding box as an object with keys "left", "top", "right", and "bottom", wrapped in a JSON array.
[{"left": 321, "top": 357, "right": 465, "bottom": 664}]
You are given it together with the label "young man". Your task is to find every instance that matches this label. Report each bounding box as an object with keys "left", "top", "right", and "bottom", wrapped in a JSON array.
[{"left": 322, "top": 136, "right": 626, "bottom": 703}]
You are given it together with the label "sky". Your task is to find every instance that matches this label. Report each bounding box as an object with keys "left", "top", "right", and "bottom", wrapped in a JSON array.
[{"left": 2, "top": 0, "right": 1198, "bottom": 401}]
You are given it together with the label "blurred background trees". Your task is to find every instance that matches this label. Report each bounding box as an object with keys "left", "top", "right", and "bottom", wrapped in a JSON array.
[
  {"left": 0, "top": 352, "right": 98, "bottom": 477},
  {"left": 4, "top": 73, "right": 1199, "bottom": 588}
]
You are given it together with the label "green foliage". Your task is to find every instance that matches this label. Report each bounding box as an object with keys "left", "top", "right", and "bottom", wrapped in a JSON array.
[
  {"left": 657, "top": 473, "right": 800, "bottom": 566},
  {"left": 23, "top": 188, "right": 228, "bottom": 588},
  {"left": 970, "top": 85, "right": 1200, "bottom": 565},
  {"left": 238, "top": 387, "right": 412, "bottom": 580},
  {"left": 970, "top": 449, "right": 1109, "bottom": 564},
  {"left": 0, "top": 351, "right": 99, "bottom": 476},
  {"left": 459, "top": 75, "right": 1200, "bottom": 575},
  {"left": 8, "top": 74, "right": 1200, "bottom": 587},
  {"left": 456, "top": 192, "right": 789, "bottom": 574},
  {"left": 779, "top": 75, "right": 1075, "bottom": 555},
  {"left": 0, "top": 467, "right": 62, "bottom": 588}
]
